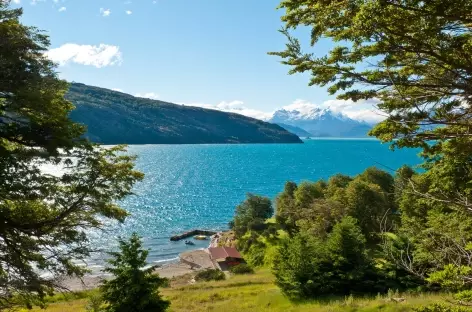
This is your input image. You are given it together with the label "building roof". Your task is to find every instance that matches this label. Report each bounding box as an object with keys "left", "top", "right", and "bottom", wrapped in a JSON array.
[{"left": 208, "top": 246, "right": 242, "bottom": 260}]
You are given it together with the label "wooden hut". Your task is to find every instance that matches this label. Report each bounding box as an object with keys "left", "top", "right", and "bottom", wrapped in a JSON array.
[{"left": 208, "top": 246, "right": 244, "bottom": 271}]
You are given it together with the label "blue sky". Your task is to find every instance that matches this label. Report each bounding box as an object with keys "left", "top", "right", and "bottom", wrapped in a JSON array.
[{"left": 13, "top": 0, "right": 382, "bottom": 122}]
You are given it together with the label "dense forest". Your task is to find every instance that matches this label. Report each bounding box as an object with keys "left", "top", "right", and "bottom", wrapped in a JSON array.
[
  {"left": 67, "top": 83, "right": 302, "bottom": 144},
  {"left": 230, "top": 165, "right": 472, "bottom": 308}
]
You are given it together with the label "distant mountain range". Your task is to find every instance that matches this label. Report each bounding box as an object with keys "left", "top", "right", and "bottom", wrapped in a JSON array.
[
  {"left": 269, "top": 107, "right": 373, "bottom": 137},
  {"left": 66, "top": 83, "right": 302, "bottom": 144},
  {"left": 273, "top": 123, "right": 312, "bottom": 138}
]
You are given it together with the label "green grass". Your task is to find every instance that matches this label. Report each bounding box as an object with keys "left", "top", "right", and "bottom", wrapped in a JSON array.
[{"left": 22, "top": 269, "right": 452, "bottom": 312}]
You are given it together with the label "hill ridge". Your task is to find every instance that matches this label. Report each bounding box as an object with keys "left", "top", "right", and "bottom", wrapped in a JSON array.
[{"left": 67, "top": 83, "right": 302, "bottom": 144}]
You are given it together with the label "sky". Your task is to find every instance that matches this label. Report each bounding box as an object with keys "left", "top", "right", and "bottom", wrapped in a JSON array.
[{"left": 11, "top": 0, "right": 383, "bottom": 123}]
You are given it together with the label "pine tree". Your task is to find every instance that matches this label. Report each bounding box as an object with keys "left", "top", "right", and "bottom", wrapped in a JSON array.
[{"left": 101, "top": 233, "right": 170, "bottom": 312}]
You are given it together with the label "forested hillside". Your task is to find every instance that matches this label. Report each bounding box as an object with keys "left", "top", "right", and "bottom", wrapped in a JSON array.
[
  {"left": 67, "top": 83, "right": 302, "bottom": 144},
  {"left": 230, "top": 166, "right": 472, "bottom": 309}
]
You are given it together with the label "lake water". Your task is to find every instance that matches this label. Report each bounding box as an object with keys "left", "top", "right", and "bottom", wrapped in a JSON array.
[{"left": 85, "top": 139, "right": 422, "bottom": 273}]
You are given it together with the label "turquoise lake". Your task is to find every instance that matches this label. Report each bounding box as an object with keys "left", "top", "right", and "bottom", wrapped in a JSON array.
[{"left": 86, "top": 139, "right": 422, "bottom": 271}]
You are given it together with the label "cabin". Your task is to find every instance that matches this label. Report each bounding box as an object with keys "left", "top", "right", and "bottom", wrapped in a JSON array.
[{"left": 208, "top": 246, "right": 244, "bottom": 271}]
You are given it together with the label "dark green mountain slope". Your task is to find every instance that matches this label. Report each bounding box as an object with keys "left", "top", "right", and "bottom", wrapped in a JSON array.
[{"left": 66, "top": 83, "right": 302, "bottom": 144}]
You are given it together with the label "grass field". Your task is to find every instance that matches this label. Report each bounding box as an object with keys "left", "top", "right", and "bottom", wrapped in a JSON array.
[{"left": 22, "top": 269, "right": 452, "bottom": 312}]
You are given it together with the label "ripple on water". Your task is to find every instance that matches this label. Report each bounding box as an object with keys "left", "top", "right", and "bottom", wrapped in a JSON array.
[{"left": 87, "top": 140, "right": 421, "bottom": 267}]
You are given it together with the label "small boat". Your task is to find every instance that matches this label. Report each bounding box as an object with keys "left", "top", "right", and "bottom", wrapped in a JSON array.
[
  {"left": 194, "top": 235, "right": 208, "bottom": 240},
  {"left": 184, "top": 240, "right": 195, "bottom": 246}
]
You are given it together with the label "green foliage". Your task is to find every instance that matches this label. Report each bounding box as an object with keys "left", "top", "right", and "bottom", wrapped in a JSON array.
[
  {"left": 67, "top": 83, "right": 302, "bottom": 144},
  {"left": 273, "top": 217, "right": 379, "bottom": 300},
  {"left": 243, "top": 242, "right": 266, "bottom": 267},
  {"left": 232, "top": 167, "right": 410, "bottom": 298},
  {"left": 100, "top": 233, "right": 170, "bottom": 312},
  {"left": 272, "top": 235, "right": 317, "bottom": 299},
  {"left": 454, "top": 290, "right": 472, "bottom": 303},
  {"left": 358, "top": 167, "right": 394, "bottom": 194},
  {"left": 293, "top": 181, "right": 325, "bottom": 208},
  {"left": 345, "top": 178, "right": 392, "bottom": 244},
  {"left": 413, "top": 303, "right": 472, "bottom": 312},
  {"left": 388, "top": 164, "right": 472, "bottom": 285},
  {"left": 270, "top": 0, "right": 472, "bottom": 217},
  {"left": 0, "top": 4, "right": 83, "bottom": 154},
  {"left": 229, "top": 264, "right": 254, "bottom": 275},
  {"left": 85, "top": 293, "right": 104, "bottom": 312},
  {"left": 275, "top": 181, "right": 298, "bottom": 233},
  {"left": 271, "top": 0, "right": 472, "bottom": 149},
  {"left": 274, "top": 167, "right": 395, "bottom": 243},
  {"left": 0, "top": 2, "right": 143, "bottom": 309},
  {"left": 232, "top": 193, "right": 273, "bottom": 237},
  {"left": 194, "top": 269, "right": 226, "bottom": 282},
  {"left": 427, "top": 265, "right": 472, "bottom": 292}
]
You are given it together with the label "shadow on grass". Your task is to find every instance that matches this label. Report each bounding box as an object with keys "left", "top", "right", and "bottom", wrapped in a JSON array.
[{"left": 179, "top": 280, "right": 273, "bottom": 291}]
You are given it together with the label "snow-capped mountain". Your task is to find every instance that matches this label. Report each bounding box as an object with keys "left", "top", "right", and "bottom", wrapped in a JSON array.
[{"left": 269, "top": 107, "right": 372, "bottom": 137}]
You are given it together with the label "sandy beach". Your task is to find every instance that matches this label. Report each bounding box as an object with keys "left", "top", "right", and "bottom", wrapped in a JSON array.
[
  {"left": 56, "top": 234, "right": 227, "bottom": 292},
  {"left": 56, "top": 262, "right": 196, "bottom": 292}
]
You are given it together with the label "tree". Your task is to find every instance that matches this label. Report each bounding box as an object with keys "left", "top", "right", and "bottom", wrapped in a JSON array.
[
  {"left": 271, "top": 0, "right": 472, "bottom": 149},
  {"left": 270, "top": 0, "right": 472, "bottom": 212},
  {"left": 101, "top": 233, "right": 170, "bottom": 312},
  {"left": 275, "top": 181, "right": 298, "bottom": 233},
  {"left": 388, "top": 177, "right": 472, "bottom": 279},
  {"left": 293, "top": 181, "right": 325, "bottom": 208},
  {"left": 232, "top": 194, "right": 273, "bottom": 236},
  {"left": 273, "top": 217, "right": 376, "bottom": 299},
  {"left": 0, "top": 2, "right": 143, "bottom": 309},
  {"left": 324, "top": 216, "right": 375, "bottom": 292},
  {"left": 325, "top": 174, "right": 351, "bottom": 201},
  {"left": 295, "top": 198, "right": 347, "bottom": 239},
  {"left": 272, "top": 234, "right": 320, "bottom": 300},
  {"left": 345, "top": 179, "right": 392, "bottom": 244},
  {"left": 358, "top": 167, "right": 394, "bottom": 194}
]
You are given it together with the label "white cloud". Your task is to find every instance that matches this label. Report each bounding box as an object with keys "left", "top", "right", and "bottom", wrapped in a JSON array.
[
  {"left": 181, "top": 101, "right": 272, "bottom": 120},
  {"left": 126, "top": 10, "right": 132, "bottom": 15},
  {"left": 321, "top": 99, "right": 385, "bottom": 123},
  {"left": 112, "top": 88, "right": 124, "bottom": 92},
  {"left": 180, "top": 98, "right": 385, "bottom": 123},
  {"left": 135, "top": 92, "right": 159, "bottom": 100},
  {"left": 58, "top": 6, "right": 66, "bottom": 12},
  {"left": 100, "top": 8, "right": 111, "bottom": 17},
  {"left": 13, "top": 0, "right": 21, "bottom": 4},
  {"left": 30, "top": 0, "right": 45, "bottom": 4},
  {"left": 46, "top": 43, "right": 123, "bottom": 68}
]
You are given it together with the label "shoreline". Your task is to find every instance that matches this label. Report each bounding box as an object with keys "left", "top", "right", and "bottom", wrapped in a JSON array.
[
  {"left": 56, "top": 261, "right": 198, "bottom": 292},
  {"left": 57, "top": 232, "right": 232, "bottom": 292}
]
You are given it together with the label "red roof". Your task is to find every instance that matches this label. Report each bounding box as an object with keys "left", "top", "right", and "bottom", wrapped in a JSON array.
[{"left": 208, "top": 247, "right": 242, "bottom": 260}]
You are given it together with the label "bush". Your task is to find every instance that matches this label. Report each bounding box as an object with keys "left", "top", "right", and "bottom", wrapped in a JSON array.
[
  {"left": 413, "top": 303, "right": 471, "bottom": 312},
  {"left": 245, "top": 243, "right": 266, "bottom": 267},
  {"left": 86, "top": 293, "right": 104, "bottom": 312},
  {"left": 194, "top": 269, "right": 226, "bottom": 282},
  {"left": 248, "top": 219, "right": 268, "bottom": 232},
  {"left": 273, "top": 217, "right": 378, "bottom": 300},
  {"left": 230, "top": 264, "right": 254, "bottom": 275},
  {"left": 232, "top": 194, "right": 273, "bottom": 236}
]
